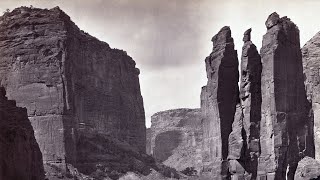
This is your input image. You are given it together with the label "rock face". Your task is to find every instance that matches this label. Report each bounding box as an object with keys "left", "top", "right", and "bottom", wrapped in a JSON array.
[
  {"left": 258, "top": 12, "right": 313, "bottom": 179},
  {"left": 199, "top": 13, "right": 315, "bottom": 180},
  {"left": 0, "top": 87, "right": 44, "bottom": 180},
  {"left": 238, "top": 28, "right": 262, "bottom": 179},
  {"left": 146, "top": 128, "right": 151, "bottom": 155},
  {"left": 0, "top": 6, "right": 145, "bottom": 177},
  {"left": 294, "top": 157, "right": 320, "bottom": 180},
  {"left": 302, "top": 32, "right": 320, "bottom": 161},
  {"left": 149, "top": 108, "right": 203, "bottom": 173},
  {"left": 200, "top": 26, "right": 239, "bottom": 179},
  {"left": 216, "top": 28, "right": 262, "bottom": 180}
]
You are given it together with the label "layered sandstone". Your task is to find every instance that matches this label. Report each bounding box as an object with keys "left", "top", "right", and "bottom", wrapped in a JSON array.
[
  {"left": 0, "top": 87, "right": 44, "bottom": 180},
  {"left": 0, "top": 6, "right": 145, "bottom": 177},
  {"left": 232, "top": 28, "right": 262, "bottom": 179},
  {"left": 149, "top": 108, "right": 203, "bottom": 173},
  {"left": 258, "top": 12, "right": 313, "bottom": 179},
  {"left": 302, "top": 32, "right": 320, "bottom": 161},
  {"left": 222, "top": 28, "right": 262, "bottom": 180},
  {"left": 200, "top": 26, "right": 239, "bottom": 179}
]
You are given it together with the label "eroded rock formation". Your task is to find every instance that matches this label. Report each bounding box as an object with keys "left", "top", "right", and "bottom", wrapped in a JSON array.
[
  {"left": 199, "top": 13, "right": 315, "bottom": 180},
  {"left": 0, "top": 6, "right": 145, "bottom": 178},
  {"left": 200, "top": 26, "right": 239, "bottom": 179},
  {"left": 221, "top": 28, "right": 262, "bottom": 180},
  {"left": 258, "top": 12, "right": 313, "bottom": 179},
  {"left": 237, "top": 28, "right": 262, "bottom": 179},
  {"left": 0, "top": 87, "right": 44, "bottom": 180},
  {"left": 302, "top": 32, "right": 320, "bottom": 161},
  {"left": 149, "top": 108, "right": 203, "bottom": 173}
]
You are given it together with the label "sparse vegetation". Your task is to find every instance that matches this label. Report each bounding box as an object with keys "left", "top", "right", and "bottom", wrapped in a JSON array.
[
  {"left": 3, "top": 8, "right": 10, "bottom": 15},
  {"left": 181, "top": 167, "right": 197, "bottom": 176}
]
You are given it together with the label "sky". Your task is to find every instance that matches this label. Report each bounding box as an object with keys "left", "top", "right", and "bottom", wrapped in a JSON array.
[{"left": 1, "top": 0, "right": 320, "bottom": 127}]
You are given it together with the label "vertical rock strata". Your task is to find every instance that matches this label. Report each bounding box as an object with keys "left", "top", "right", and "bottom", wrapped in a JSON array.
[
  {"left": 0, "top": 87, "right": 44, "bottom": 180},
  {"left": 258, "top": 12, "right": 312, "bottom": 179},
  {"left": 302, "top": 32, "right": 320, "bottom": 161},
  {"left": 0, "top": 6, "right": 145, "bottom": 172},
  {"left": 201, "top": 26, "right": 239, "bottom": 179},
  {"left": 227, "top": 28, "right": 262, "bottom": 179},
  {"left": 240, "top": 28, "right": 262, "bottom": 179}
]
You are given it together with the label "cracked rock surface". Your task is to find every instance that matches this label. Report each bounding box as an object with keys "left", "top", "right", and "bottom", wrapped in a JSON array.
[
  {"left": 200, "top": 26, "right": 239, "bottom": 179},
  {"left": 258, "top": 12, "right": 313, "bottom": 180}
]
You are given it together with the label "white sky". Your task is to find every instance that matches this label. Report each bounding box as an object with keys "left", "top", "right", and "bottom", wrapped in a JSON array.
[{"left": 1, "top": 0, "right": 319, "bottom": 127}]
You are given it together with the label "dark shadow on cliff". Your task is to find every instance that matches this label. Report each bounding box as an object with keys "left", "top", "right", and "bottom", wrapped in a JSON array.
[
  {"left": 74, "top": 129, "right": 182, "bottom": 180},
  {"left": 154, "top": 130, "right": 182, "bottom": 162}
]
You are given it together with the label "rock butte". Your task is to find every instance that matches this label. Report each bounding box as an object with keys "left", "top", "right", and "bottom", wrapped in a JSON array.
[
  {"left": 0, "top": 5, "right": 145, "bottom": 165},
  {"left": 0, "top": 6, "right": 186, "bottom": 180}
]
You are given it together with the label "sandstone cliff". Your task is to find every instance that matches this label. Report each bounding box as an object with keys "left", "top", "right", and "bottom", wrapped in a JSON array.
[
  {"left": 148, "top": 108, "right": 203, "bottom": 174},
  {"left": 198, "top": 13, "right": 315, "bottom": 180},
  {"left": 302, "top": 31, "right": 320, "bottom": 162},
  {"left": 258, "top": 12, "right": 313, "bottom": 179},
  {"left": 0, "top": 87, "right": 44, "bottom": 180},
  {"left": 0, "top": 6, "right": 145, "bottom": 179},
  {"left": 200, "top": 26, "right": 239, "bottom": 179},
  {"left": 227, "top": 28, "right": 262, "bottom": 179}
]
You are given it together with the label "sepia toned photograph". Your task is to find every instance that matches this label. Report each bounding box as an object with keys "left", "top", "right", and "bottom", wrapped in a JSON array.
[{"left": 0, "top": 0, "right": 319, "bottom": 179}]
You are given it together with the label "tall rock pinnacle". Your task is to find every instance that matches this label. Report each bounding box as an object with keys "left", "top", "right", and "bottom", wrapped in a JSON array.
[
  {"left": 258, "top": 12, "right": 313, "bottom": 180},
  {"left": 201, "top": 26, "right": 239, "bottom": 179},
  {"left": 228, "top": 28, "right": 262, "bottom": 179}
]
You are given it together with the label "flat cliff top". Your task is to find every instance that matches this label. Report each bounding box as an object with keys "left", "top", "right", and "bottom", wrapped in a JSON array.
[
  {"left": 151, "top": 108, "right": 200, "bottom": 118},
  {"left": 0, "top": 6, "right": 137, "bottom": 65}
]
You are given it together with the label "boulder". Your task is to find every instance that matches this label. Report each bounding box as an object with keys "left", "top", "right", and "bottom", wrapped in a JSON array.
[{"left": 294, "top": 157, "right": 320, "bottom": 180}]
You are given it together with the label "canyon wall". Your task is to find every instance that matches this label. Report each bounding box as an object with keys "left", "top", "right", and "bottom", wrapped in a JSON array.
[
  {"left": 0, "top": 6, "right": 145, "bottom": 174},
  {"left": 200, "top": 26, "right": 239, "bottom": 179},
  {"left": 149, "top": 108, "right": 203, "bottom": 173},
  {"left": 0, "top": 87, "right": 44, "bottom": 180},
  {"left": 302, "top": 31, "right": 320, "bottom": 161}
]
